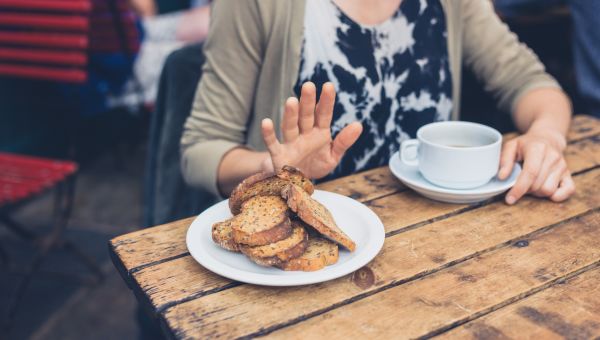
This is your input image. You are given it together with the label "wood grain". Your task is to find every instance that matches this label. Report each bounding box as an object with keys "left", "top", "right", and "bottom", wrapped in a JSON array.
[
  {"left": 110, "top": 217, "right": 193, "bottom": 275},
  {"left": 265, "top": 212, "right": 600, "bottom": 340},
  {"left": 316, "top": 166, "right": 403, "bottom": 202},
  {"left": 441, "top": 267, "right": 600, "bottom": 340},
  {"left": 568, "top": 115, "right": 600, "bottom": 141},
  {"left": 161, "top": 169, "right": 600, "bottom": 339},
  {"left": 128, "top": 135, "right": 600, "bottom": 315}
]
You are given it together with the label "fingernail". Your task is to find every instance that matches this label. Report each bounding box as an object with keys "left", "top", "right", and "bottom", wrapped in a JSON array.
[{"left": 506, "top": 195, "right": 516, "bottom": 205}]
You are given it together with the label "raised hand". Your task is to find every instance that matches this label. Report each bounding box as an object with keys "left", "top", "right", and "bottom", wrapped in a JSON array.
[{"left": 260, "top": 82, "right": 363, "bottom": 179}]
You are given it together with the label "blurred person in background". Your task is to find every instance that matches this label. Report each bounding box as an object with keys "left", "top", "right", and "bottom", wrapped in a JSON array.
[
  {"left": 496, "top": 0, "right": 600, "bottom": 118},
  {"left": 114, "top": 0, "right": 211, "bottom": 108},
  {"left": 181, "top": 0, "right": 575, "bottom": 208}
]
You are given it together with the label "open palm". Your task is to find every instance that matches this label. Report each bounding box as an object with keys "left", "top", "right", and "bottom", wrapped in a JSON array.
[{"left": 261, "top": 82, "right": 363, "bottom": 179}]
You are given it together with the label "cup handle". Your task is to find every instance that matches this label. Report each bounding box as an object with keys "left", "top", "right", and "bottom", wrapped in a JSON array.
[{"left": 400, "top": 139, "right": 420, "bottom": 167}]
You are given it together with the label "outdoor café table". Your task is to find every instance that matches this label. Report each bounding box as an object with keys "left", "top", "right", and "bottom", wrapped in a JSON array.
[{"left": 110, "top": 115, "right": 600, "bottom": 339}]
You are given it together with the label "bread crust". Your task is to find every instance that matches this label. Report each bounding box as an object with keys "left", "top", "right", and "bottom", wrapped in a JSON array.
[
  {"left": 282, "top": 184, "right": 356, "bottom": 252},
  {"left": 245, "top": 236, "right": 308, "bottom": 267},
  {"left": 228, "top": 166, "right": 314, "bottom": 215},
  {"left": 232, "top": 216, "right": 292, "bottom": 246},
  {"left": 240, "top": 223, "right": 307, "bottom": 260},
  {"left": 279, "top": 237, "right": 338, "bottom": 271},
  {"left": 211, "top": 218, "right": 240, "bottom": 252}
]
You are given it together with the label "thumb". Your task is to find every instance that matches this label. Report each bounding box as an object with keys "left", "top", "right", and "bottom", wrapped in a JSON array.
[
  {"left": 498, "top": 139, "right": 518, "bottom": 180},
  {"left": 331, "top": 122, "right": 363, "bottom": 162}
]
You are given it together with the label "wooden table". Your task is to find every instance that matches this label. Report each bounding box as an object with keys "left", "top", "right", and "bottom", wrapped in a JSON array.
[{"left": 110, "top": 115, "right": 600, "bottom": 339}]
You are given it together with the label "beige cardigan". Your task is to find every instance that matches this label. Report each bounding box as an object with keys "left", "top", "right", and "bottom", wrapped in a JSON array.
[{"left": 181, "top": 0, "right": 559, "bottom": 196}]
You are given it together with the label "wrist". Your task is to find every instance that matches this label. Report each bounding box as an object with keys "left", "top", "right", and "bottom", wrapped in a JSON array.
[{"left": 527, "top": 123, "right": 567, "bottom": 151}]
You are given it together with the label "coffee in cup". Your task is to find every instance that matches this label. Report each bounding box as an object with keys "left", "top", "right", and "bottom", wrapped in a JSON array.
[{"left": 400, "top": 121, "right": 502, "bottom": 189}]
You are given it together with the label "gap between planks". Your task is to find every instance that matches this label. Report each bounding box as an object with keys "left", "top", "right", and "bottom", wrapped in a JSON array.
[
  {"left": 438, "top": 266, "right": 600, "bottom": 339},
  {"left": 419, "top": 261, "right": 600, "bottom": 339}
]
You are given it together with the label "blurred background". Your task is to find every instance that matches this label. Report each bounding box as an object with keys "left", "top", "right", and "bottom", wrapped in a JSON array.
[{"left": 0, "top": 0, "right": 593, "bottom": 339}]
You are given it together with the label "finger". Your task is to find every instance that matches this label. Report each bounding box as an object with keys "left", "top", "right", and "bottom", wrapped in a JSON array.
[
  {"left": 498, "top": 139, "right": 518, "bottom": 180},
  {"left": 550, "top": 173, "right": 576, "bottom": 202},
  {"left": 531, "top": 151, "right": 561, "bottom": 192},
  {"left": 532, "top": 165, "right": 564, "bottom": 197},
  {"left": 281, "top": 97, "right": 300, "bottom": 142},
  {"left": 331, "top": 122, "right": 363, "bottom": 162},
  {"left": 505, "top": 144, "right": 545, "bottom": 205},
  {"left": 261, "top": 119, "right": 281, "bottom": 154},
  {"left": 315, "top": 82, "right": 336, "bottom": 129},
  {"left": 299, "top": 82, "right": 316, "bottom": 133}
]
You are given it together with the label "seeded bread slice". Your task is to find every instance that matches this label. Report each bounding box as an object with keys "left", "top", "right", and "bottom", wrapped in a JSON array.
[
  {"left": 231, "top": 195, "right": 292, "bottom": 246},
  {"left": 244, "top": 233, "right": 308, "bottom": 267},
  {"left": 280, "top": 237, "right": 339, "bottom": 271},
  {"left": 211, "top": 218, "right": 240, "bottom": 252},
  {"left": 229, "top": 166, "right": 314, "bottom": 215},
  {"left": 282, "top": 184, "right": 356, "bottom": 252},
  {"left": 241, "top": 222, "right": 308, "bottom": 260}
]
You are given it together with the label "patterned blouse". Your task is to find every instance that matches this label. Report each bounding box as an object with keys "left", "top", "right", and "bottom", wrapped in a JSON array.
[{"left": 295, "top": 0, "right": 453, "bottom": 179}]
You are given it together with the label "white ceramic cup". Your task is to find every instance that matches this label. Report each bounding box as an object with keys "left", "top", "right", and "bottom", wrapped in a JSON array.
[{"left": 400, "top": 121, "right": 502, "bottom": 189}]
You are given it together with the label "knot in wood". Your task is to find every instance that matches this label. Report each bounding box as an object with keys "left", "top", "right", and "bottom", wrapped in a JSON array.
[
  {"left": 514, "top": 240, "right": 529, "bottom": 248},
  {"left": 352, "top": 266, "right": 375, "bottom": 289}
]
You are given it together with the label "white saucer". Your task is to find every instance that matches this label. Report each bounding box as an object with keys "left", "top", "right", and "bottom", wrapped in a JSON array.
[{"left": 389, "top": 151, "right": 521, "bottom": 204}]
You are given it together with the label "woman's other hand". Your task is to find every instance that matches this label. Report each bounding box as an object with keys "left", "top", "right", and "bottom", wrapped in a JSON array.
[
  {"left": 498, "top": 128, "right": 575, "bottom": 205},
  {"left": 261, "top": 82, "right": 363, "bottom": 179}
]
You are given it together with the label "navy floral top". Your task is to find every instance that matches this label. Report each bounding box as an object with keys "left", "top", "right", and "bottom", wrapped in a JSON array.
[{"left": 295, "top": 0, "right": 453, "bottom": 179}]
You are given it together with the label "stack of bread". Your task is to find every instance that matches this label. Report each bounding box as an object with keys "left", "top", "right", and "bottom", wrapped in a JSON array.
[{"left": 211, "top": 166, "right": 356, "bottom": 271}]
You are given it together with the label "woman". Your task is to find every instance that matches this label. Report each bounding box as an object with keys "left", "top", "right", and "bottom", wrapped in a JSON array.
[{"left": 181, "top": 0, "right": 574, "bottom": 205}]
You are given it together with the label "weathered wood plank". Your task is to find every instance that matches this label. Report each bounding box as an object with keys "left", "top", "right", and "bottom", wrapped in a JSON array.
[
  {"left": 110, "top": 118, "right": 599, "bottom": 277},
  {"left": 440, "top": 267, "right": 600, "bottom": 340},
  {"left": 110, "top": 217, "right": 193, "bottom": 274},
  {"left": 265, "top": 212, "right": 600, "bottom": 340},
  {"left": 569, "top": 114, "right": 600, "bottom": 141},
  {"left": 316, "top": 166, "right": 403, "bottom": 202},
  {"left": 566, "top": 135, "right": 600, "bottom": 173},
  {"left": 160, "top": 169, "right": 600, "bottom": 339}
]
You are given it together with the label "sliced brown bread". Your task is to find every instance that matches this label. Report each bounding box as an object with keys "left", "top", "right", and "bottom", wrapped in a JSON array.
[
  {"left": 282, "top": 184, "right": 356, "bottom": 252},
  {"left": 280, "top": 237, "right": 339, "bottom": 271},
  {"left": 229, "top": 166, "right": 314, "bottom": 215},
  {"left": 211, "top": 218, "right": 240, "bottom": 252},
  {"left": 240, "top": 222, "right": 308, "bottom": 261},
  {"left": 244, "top": 232, "right": 308, "bottom": 267},
  {"left": 231, "top": 195, "right": 292, "bottom": 246}
]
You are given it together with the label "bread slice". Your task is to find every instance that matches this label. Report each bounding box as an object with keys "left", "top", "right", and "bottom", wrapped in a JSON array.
[
  {"left": 241, "top": 222, "right": 308, "bottom": 261},
  {"left": 282, "top": 184, "right": 356, "bottom": 252},
  {"left": 231, "top": 195, "right": 292, "bottom": 246},
  {"left": 280, "top": 237, "right": 339, "bottom": 271},
  {"left": 211, "top": 218, "right": 240, "bottom": 252},
  {"left": 229, "top": 166, "right": 314, "bottom": 215},
  {"left": 244, "top": 229, "right": 308, "bottom": 267}
]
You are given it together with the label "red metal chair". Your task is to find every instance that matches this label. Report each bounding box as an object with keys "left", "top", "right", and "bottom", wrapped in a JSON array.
[
  {"left": 0, "top": 152, "right": 105, "bottom": 329},
  {"left": 0, "top": 0, "right": 140, "bottom": 330},
  {"left": 0, "top": 0, "right": 140, "bottom": 83}
]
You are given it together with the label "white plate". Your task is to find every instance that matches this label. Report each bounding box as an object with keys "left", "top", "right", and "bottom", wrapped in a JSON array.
[
  {"left": 389, "top": 151, "right": 521, "bottom": 204},
  {"left": 186, "top": 190, "right": 385, "bottom": 286}
]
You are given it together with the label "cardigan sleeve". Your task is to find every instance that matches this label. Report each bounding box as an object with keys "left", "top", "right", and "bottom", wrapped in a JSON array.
[
  {"left": 180, "top": 0, "right": 264, "bottom": 196},
  {"left": 460, "top": 0, "right": 561, "bottom": 115}
]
